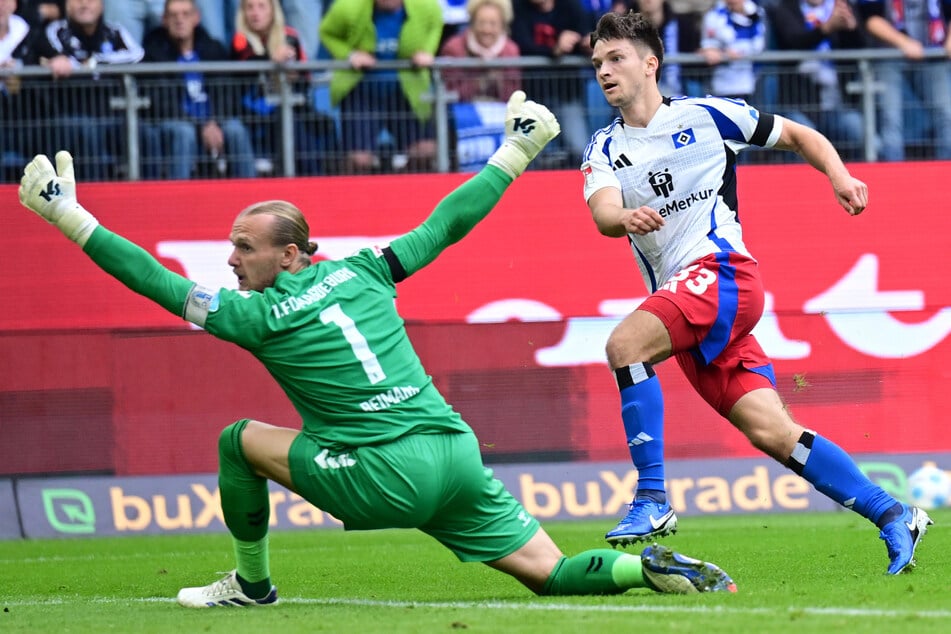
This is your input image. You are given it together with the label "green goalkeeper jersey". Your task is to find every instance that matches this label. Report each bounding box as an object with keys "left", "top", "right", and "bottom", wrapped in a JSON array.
[
  {"left": 203, "top": 246, "right": 468, "bottom": 449},
  {"left": 81, "top": 166, "right": 512, "bottom": 451}
]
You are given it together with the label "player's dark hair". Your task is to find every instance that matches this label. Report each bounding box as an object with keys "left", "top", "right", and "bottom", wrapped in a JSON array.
[
  {"left": 590, "top": 11, "right": 664, "bottom": 77},
  {"left": 239, "top": 200, "right": 318, "bottom": 264}
]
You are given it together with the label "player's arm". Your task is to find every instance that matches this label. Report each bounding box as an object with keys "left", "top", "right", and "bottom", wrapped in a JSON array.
[
  {"left": 18, "top": 152, "right": 198, "bottom": 319},
  {"left": 588, "top": 187, "right": 665, "bottom": 237},
  {"left": 772, "top": 115, "right": 868, "bottom": 216},
  {"left": 386, "top": 166, "right": 511, "bottom": 279},
  {"left": 388, "top": 91, "right": 560, "bottom": 278}
]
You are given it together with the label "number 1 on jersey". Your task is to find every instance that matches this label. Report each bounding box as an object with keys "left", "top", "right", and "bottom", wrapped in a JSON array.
[{"left": 320, "top": 303, "right": 386, "bottom": 384}]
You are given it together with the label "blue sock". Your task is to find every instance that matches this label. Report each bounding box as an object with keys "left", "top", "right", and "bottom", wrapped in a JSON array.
[
  {"left": 785, "top": 430, "right": 899, "bottom": 527},
  {"left": 615, "top": 363, "right": 666, "bottom": 503}
]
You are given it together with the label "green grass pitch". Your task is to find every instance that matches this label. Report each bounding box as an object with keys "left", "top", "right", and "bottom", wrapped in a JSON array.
[{"left": 1, "top": 510, "right": 948, "bottom": 633}]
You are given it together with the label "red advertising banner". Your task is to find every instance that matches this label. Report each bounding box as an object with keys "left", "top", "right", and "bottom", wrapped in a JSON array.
[
  {"left": 3, "top": 162, "right": 951, "bottom": 475},
  {"left": 5, "top": 163, "right": 950, "bottom": 327}
]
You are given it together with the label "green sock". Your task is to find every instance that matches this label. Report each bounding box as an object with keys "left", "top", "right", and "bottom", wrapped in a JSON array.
[
  {"left": 234, "top": 537, "right": 272, "bottom": 599},
  {"left": 541, "top": 549, "right": 646, "bottom": 596},
  {"left": 218, "top": 420, "right": 272, "bottom": 596}
]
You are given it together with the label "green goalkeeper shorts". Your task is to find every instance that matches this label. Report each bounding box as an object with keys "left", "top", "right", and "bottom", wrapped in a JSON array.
[{"left": 288, "top": 430, "right": 539, "bottom": 562}]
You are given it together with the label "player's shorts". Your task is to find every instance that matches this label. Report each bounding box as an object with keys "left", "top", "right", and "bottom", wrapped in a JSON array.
[
  {"left": 639, "top": 252, "right": 776, "bottom": 417},
  {"left": 288, "top": 430, "right": 539, "bottom": 562}
]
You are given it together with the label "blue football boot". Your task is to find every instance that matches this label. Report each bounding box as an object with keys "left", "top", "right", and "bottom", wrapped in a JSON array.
[
  {"left": 605, "top": 499, "right": 678, "bottom": 546},
  {"left": 880, "top": 504, "right": 933, "bottom": 574}
]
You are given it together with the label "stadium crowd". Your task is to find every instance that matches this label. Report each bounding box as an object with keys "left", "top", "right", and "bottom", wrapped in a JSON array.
[{"left": 2, "top": 0, "right": 950, "bottom": 180}]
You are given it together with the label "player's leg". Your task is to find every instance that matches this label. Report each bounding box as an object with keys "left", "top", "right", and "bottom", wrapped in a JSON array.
[
  {"left": 427, "top": 432, "right": 735, "bottom": 594},
  {"left": 719, "top": 357, "right": 932, "bottom": 574},
  {"left": 606, "top": 252, "right": 778, "bottom": 547},
  {"left": 177, "top": 419, "right": 297, "bottom": 607},
  {"left": 603, "top": 307, "right": 676, "bottom": 545},
  {"left": 604, "top": 253, "right": 764, "bottom": 545},
  {"left": 486, "top": 529, "right": 736, "bottom": 595}
]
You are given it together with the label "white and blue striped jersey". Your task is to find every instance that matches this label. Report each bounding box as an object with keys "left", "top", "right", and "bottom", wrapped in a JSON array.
[{"left": 581, "top": 96, "right": 783, "bottom": 292}]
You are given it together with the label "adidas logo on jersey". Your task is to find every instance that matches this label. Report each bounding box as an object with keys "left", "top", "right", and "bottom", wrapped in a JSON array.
[{"left": 613, "top": 153, "right": 633, "bottom": 170}]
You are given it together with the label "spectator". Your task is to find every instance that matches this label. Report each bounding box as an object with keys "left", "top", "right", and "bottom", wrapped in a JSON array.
[
  {"left": 581, "top": 0, "right": 616, "bottom": 24},
  {"left": 280, "top": 0, "right": 321, "bottom": 61},
  {"left": 1, "top": 0, "right": 32, "bottom": 180},
  {"left": 439, "top": 0, "right": 521, "bottom": 102},
  {"left": 193, "top": 0, "right": 238, "bottom": 46},
  {"left": 0, "top": 0, "right": 30, "bottom": 90},
  {"left": 141, "top": 0, "right": 256, "bottom": 179},
  {"left": 766, "top": 0, "right": 867, "bottom": 161},
  {"left": 698, "top": 0, "right": 766, "bottom": 100},
  {"left": 856, "top": 0, "right": 951, "bottom": 160},
  {"left": 440, "top": 0, "right": 520, "bottom": 170},
  {"left": 629, "top": 0, "right": 702, "bottom": 96},
  {"left": 27, "top": 0, "right": 144, "bottom": 180},
  {"left": 16, "top": 0, "right": 63, "bottom": 28},
  {"left": 233, "top": 0, "right": 301, "bottom": 63},
  {"left": 320, "top": 0, "right": 443, "bottom": 174},
  {"left": 233, "top": 0, "right": 331, "bottom": 175},
  {"left": 103, "top": 0, "right": 164, "bottom": 44},
  {"left": 439, "top": 0, "right": 470, "bottom": 45},
  {"left": 510, "top": 0, "right": 591, "bottom": 168}
]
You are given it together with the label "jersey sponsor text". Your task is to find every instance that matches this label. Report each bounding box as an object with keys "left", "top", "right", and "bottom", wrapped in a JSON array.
[
  {"left": 270, "top": 267, "right": 358, "bottom": 319},
  {"left": 658, "top": 188, "right": 714, "bottom": 218}
]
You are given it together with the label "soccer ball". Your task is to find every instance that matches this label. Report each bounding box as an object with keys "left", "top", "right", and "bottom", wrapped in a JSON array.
[{"left": 907, "top": 465, "right": 951, "bottom": 510}]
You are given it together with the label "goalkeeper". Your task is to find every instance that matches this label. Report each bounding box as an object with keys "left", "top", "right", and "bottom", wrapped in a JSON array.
[{"left": 19, "top": 91, "right": 736, "bottom": 607}]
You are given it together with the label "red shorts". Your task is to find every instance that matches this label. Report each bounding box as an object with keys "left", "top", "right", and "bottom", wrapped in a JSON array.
[{"left": 639, "top": 252, "right": 776, "bottom": 417}]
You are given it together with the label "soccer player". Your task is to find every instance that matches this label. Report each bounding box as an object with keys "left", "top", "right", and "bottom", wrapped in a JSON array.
[
  {"left": 19, "top": 91, "right": 737, "bottom": 607},
  {"left": 582, "top": 11, "right": 931, "bottom": 574}
]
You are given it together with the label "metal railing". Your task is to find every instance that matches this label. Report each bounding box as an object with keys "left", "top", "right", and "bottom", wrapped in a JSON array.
[{"left": 1, "top": 47, "right": 948, "bottom": 181}]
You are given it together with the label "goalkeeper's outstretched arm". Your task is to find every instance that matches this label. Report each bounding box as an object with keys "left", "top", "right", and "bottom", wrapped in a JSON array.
[
  {"left": 20, "top": 92, "right": 561, "bottom": 306},
  {"left": 18, "top": 151, "right": 195, "bottom": 317},
  {"left": 389, "top": 90, "right": 560, "bottom": 277}
]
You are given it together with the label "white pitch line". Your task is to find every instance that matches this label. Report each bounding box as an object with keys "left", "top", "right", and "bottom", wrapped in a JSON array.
[{"left": 3, "top": 596, "right": 950, "bottom": 619}]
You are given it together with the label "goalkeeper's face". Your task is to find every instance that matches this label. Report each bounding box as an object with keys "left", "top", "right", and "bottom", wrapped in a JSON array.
[{"left": 227, "top": 213, "right": 293, "bottom": 292}]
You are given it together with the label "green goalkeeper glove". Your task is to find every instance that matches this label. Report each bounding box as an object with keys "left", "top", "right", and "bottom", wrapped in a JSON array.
[
  {"left": 19, "top": 151, "right": 99, "bottom": 247},
  {"left": 488, "top": 90, "right": 561, "bottom": 179}
]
